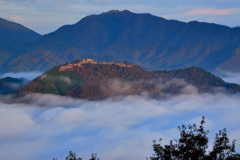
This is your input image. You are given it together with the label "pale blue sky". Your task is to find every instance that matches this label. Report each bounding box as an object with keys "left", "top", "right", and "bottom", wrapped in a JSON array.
[{"left": 0, "top": 0, "right": 240, "bottom": 35}]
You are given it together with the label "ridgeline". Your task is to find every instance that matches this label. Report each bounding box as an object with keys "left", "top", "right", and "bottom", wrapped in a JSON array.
[
  {"left": 19, "top": 59, "right": 240, "bottom": 99},
  {"left": 1, "top": 10, "right": 240, "bottom": 73}
]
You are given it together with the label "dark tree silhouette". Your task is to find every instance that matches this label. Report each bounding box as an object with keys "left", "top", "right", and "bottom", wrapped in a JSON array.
[
  {"left": 65, "top": 151, "right": 82, "bottom": 160},
  {"left": 149, "top": 116, "right": 240, "bottom": 160},
  {"left": 89, "top": 153, "right": 100, "bottom": 160},
  {"left": 208, "top": 128, "right": 238, "bottom": 160},
  {"left": 53, "top": 151, "right": 100, "bottom": 160}
]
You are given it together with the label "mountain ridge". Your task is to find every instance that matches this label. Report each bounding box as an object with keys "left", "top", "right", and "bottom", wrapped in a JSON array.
[
  {"left": 0, "top": 17, "right": 41, "bottom": 44},
  {"left": 19, "top": 60, "right": 240, "bottom": 99},
  {"left": 1, "top": 10, "right": 240, "bottom": 73},
  {"left": 0, "top": 76, "right": 27, "bottom": 94}
]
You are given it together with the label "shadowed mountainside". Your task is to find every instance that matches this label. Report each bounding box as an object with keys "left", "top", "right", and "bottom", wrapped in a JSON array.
[
  {"left": 0, "top": 18, "right": 41, "bottom": 68},
  {"left": 0, "top": 77, "right": 28, "bottom": 94},
  {"left": 0, "top": 18, "right": 40, "bottom": 44},
  {"left": 20, "top": 61, "right": 240, "bottom": 99},
  {"left": 1, "top": 10, "right": 240, "bottom": 72}
]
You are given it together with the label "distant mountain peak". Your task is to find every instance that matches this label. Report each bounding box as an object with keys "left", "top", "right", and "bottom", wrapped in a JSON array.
[
  {"left": 1, "top": 10, "right": 240, "bottom": 73},
  {"left": 86, "top": 10, "right": 132, "bottom": 18},
  {"left": 102, "top": 9, "right": 131, "bottom": 14},
  {"left": 105, "top": 10, "right": 121, "bottom": 13},
  {"left": 0, "top": 16, "right": 41, "bottom": 44}
]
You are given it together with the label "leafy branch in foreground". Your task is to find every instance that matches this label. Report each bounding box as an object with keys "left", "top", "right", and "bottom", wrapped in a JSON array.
[{"left": 149, "top": 116, "right": 240, "bottom": 160}]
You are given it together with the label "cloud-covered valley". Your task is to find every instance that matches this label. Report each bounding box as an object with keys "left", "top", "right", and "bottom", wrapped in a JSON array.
[
  {"left": 0, "top": 92, "right": 240, "bottom": 160},
  {"left": 0, "top": 71, "right": 240, "bottom": 160}
]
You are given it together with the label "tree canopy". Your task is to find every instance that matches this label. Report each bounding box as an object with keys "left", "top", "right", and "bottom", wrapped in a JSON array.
[{"left": 149, "top": 116, "right": 240, "bottom": 160}]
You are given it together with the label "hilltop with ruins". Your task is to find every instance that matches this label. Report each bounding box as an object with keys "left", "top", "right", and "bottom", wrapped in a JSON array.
[{"left": 59, "top": 59, "right": 133, "bottom": 71}]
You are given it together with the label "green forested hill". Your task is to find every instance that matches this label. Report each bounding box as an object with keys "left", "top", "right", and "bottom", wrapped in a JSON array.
[{"left": 20, "top": 62, "right": 240, "bottom": 99}]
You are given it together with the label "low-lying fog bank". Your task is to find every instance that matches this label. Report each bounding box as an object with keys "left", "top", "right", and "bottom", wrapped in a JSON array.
[
  {"left": 214, "top": 69, "right": 240, "bottom": 85},
  {"left": 0, "top": 70, "right": 239, "bottom": 160},
  {"left": 0, "top": 71, "right": 43, "bottom": 80},
  {"left": 0, "top": 92, "right": 240, "bottom": 160}
]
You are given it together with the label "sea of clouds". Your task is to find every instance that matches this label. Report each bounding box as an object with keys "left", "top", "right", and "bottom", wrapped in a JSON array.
[{"left": 0, "top": 71, "right": 240, "bottom": 160}]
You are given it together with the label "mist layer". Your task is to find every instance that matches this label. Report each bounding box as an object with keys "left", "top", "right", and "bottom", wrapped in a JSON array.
[{"left": 0, "top": 92, "right": 240, "bottom": 160}]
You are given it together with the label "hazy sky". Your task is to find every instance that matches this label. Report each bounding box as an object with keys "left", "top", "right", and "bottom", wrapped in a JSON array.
[{"left": 0, "top": 0, "right": 239, "bottom": 34}]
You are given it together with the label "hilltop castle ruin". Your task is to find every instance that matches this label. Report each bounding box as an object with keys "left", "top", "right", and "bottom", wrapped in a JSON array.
[{"left": 59, "top": 59, "right": 133, "bottom": 71}]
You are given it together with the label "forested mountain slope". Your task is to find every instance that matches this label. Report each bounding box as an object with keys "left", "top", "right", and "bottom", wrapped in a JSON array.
[
  {"left": 1, "top": 10, "right": 240, "bottom": 72},
  {"left": 20, "top": 61, "right": 240, "bottom": 99}
]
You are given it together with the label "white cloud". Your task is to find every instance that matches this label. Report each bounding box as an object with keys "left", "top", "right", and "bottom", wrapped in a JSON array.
[
  {"left": 100, "top": 78, "right": 199, "bottom": 98},
  {"left": 180, "top": 84, "right": 199, "bottom": 94},
  {"left": 11, "top": 15, "right": 25, "bottom": 22},
  {"left": 40, "top": 74, "right": 73, "bottom": 84},
  {"left": 60, "top": 76, "right": 72, "bottom": 84},
  {"left": 0, "top": 91, "right": 240, "bottom": 160}
]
